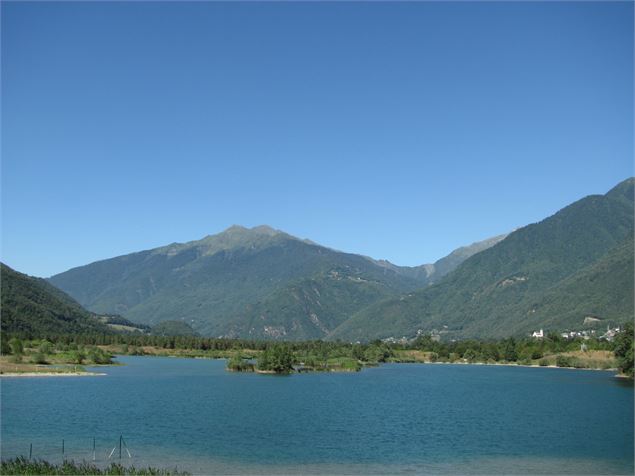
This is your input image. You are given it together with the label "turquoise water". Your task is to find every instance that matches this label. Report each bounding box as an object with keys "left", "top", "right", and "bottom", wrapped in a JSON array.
[{"left": 1, "top": 356, "right": 633, "bottom": 474}]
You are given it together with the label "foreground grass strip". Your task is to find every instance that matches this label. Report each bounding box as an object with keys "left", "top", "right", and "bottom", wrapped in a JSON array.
[{"left": 0, "top": 457, "right": 190, "bottom": 475}]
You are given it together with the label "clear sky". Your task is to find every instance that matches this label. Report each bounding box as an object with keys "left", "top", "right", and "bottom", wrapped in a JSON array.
[{"left": 2, "top": 1, "right": 633, "bottom": 278}]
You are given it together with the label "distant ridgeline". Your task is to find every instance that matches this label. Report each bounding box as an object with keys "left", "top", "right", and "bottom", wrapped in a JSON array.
[{"left": 7, "top": 178, "right": 633, "bottom": 342}]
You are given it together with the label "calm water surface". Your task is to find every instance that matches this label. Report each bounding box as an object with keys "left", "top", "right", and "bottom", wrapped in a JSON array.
[{"left": 1, "top": 356, "right": 633, "bottom": 474}]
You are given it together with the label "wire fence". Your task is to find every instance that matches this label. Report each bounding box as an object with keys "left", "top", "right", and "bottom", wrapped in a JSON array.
[{"left": 3, "top": 435, "right": 137, "bottom": 466}]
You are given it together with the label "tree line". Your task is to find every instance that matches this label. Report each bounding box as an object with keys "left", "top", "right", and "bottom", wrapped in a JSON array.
[{"left": 2, "top": 325, "right": 632, "bottom": 377}]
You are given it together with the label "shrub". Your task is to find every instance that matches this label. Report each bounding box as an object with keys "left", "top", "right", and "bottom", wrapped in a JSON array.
[
  {"left": 556, "top": 355, "right": 574, "bottom": 368},
  {"left": 69, "top": 350, "right": 85, "bottom": 364},
  {"left": 31, "top": 352, "right": 48, "bottom": 365},
  {"left": 531, "top": 350, "right": 543, "bottom": 360},
  {"left": 39, "top": 340, "right": 53, "bottom": 355},
  {"left": 226, "top": 356, "right": 254, "bottom": 372},
  {"left": 87, "top": 348, "right": 113, "bottom": 364},
  {"left": 363, "top": 345, "right": 391, "bottom": 363},
  {"left": 572, "top": 359, "right": 586, "bottom": 369}
]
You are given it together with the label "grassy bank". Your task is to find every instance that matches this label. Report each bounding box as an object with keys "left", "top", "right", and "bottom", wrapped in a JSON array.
[
  {"left": 0, "top": 457, "right": 188, "bottom": 475},
  {"left": 0, "top": 340, "right": 114, "bottom": 376},
  {"left": 0, "top": 359, "right": 89, "bottom": 376},
  {"left": 104, "top": 344, "right": 619, "bottom": 374},
  {"left": 390, "top": 349, "right": 617, "bottom": 370}
]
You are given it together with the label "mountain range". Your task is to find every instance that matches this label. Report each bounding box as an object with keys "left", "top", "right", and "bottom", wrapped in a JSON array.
[
  {"left": 4, "top": 178, "right": 633, "bottom": 341},
  {"left": 46, "top": 224, "right": 502, "bottom": 340}
]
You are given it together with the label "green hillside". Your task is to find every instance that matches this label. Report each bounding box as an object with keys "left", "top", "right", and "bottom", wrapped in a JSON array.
[
  {"left": 524, "top": 235, "right": 634, "bottom": 331},
  {"left": 151, "top": 320, "right": 199, "bottom": 337},
  {"left": 48, "top": 226, "right": 422, "bottom": 339},
  {"left": 1, "top": 263, "right": 110, "bottom": 337},
  {"left": 226, "top": 271, "right": 399, "bottom": 340},
  {"left": 331, "top": 178, "right": 634, "bottom": 341}
]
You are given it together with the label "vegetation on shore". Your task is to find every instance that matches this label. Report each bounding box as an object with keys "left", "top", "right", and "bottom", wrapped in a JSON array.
[
  {"left": 0, "top": 338, "right": 113, "bottom": 375},
  {"left": 403, "top": 332, "right": 622, "bottom": 370},
  {"left": 1, "top": 326, "right": 632, "bottom": 377},
  {"left": 0, "top": 457, "right": 188, "bottom": 475},
  {"left": 613, "top": 322, "right": 634, "bottom": 377},
  {"left": 226, "top": 333, "right": 625, "bottom": 375}
]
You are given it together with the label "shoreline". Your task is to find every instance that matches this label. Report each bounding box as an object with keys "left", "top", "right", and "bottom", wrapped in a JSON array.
[
  {"left": 0, "top": 371, "right": 106, "bottom": 378},
  {"left": 3, "top": 355, "right": 619, "bottom": 378},
  {"left": 113, "top": 353, "right": 622, "bottom": 376},
  {"left": 417, "top": 360, "right": 618, "bottom": 372}
]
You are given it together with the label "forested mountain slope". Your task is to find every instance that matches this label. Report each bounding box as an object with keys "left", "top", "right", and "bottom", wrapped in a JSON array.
[
  {"left": 1, "top": 263, "right": 111, "bottom": 337},
  {"left": 48, "top": 226, "right": 421, "bottom": 338},
  {"left": 331, "top": 178, "right": 634, "bottom": 341}
]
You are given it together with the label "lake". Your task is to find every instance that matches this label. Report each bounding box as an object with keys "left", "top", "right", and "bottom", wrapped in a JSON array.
[{"left": 1, "top": 356, "right": 633, "bottom": 474}]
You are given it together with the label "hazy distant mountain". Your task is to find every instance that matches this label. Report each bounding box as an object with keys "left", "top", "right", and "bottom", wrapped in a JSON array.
[
  {"left": 369, "top": 233, "right": 508, "bottom": 285},
  {"left": 48, "top": 225, "right": 423, "bottom": 339},
  {"left": 330, "top": 178, "right": 635, "bottom": 341},
  {"left": 1, "top": 263, "right": 110, "bottom": 337},
  {"left": 151, "top": 320, "right": 199, "bottom": 337}
]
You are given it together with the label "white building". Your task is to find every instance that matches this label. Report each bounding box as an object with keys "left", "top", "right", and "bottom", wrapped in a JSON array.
[{"left": 532, "top": 329, "right": 544, "bottom": 338}]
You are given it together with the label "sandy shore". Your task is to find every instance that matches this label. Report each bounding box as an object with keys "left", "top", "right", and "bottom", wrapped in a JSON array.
[
  {"left": 408, "top": 360, "right": 619, "bottom": 373},
  {"left": 0, "top": 371, "right": 106, "bottom": 378}
]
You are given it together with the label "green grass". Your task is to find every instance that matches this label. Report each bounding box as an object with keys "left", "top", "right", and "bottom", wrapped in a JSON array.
[
  {"left": 325, "top": 357, "right": 362, "bottom": 371},
  {"left": 0, "top": 457, "right": 189, "bottom": 475}
]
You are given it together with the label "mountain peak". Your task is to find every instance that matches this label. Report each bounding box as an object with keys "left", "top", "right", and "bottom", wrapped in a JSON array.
[
  {"left": 224, "top": 224, "right": 281, "bottom": 236},
  {"left": 250, "top": 225, "right": 281, "bottom": 236},
  {"left": 225, "top": 224, "right": 248, "bottom": 232},
  {"left": 605, "top": 177, "right": 635, "bottom": 204}
]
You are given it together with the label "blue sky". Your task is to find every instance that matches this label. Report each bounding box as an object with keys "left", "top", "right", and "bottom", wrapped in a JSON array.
[{"left": 2, "top": 1, "right": 633, "bottom": 277}]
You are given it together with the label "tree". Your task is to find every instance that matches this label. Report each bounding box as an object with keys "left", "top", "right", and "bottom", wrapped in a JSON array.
[
  {"left": 363, "top": 344, "right": 392, "bottom": 363},
  {"left": 463, "top": 349, "right": 478, "bottom": 362},
  {"left": 0, "top": 334, "right": 11, "bottom": 355},
  {"left": 8, "top": 338, "right": 23, "bottom": 356},
  {"left": 87, "top": 348, "right": 112, "bottom": 365},
  {"left": 351, "top": 345, "right": 365, "bottom": 361},
  {"left": 257, "top": 344, "right": 294, "bottom": 373},
  {"left": 502, "top": 338, "right": 518, "bottom": 362},
  {"left": 39, "top": 340, "right": 53, "bottom": 355},
  {"left": 614, "top": 323, "right": 634, "bottom": 378},
  {"left": 69, "top": 350, "right": 85, "bottom": 364}
]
